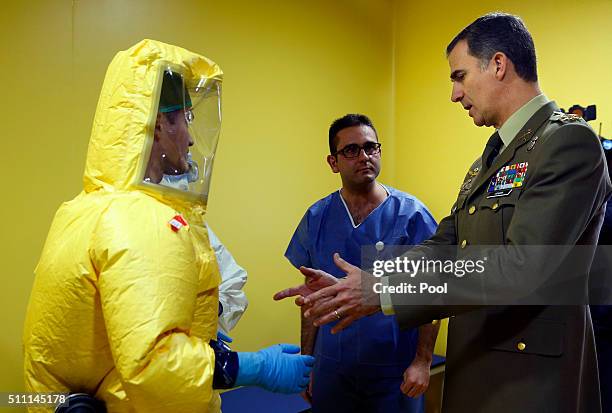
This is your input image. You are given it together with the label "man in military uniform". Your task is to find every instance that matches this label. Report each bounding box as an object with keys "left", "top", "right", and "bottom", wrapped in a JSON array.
[{"left": 276, "top": 12, "right": 611, "bottom": 413}]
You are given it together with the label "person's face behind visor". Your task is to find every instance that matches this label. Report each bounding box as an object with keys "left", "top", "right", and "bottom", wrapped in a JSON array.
[
  {"left": 144, "top": 70, "right": 194, "bottom": 184},
  {"left": 155, "top": 108, "right": 194, "bottom": 176},
  {"left": 144, "top": 68, "right": 222, "bottom": 202}
]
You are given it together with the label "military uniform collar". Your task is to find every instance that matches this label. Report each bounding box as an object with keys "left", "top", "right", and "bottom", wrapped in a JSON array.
[
  {"left": 467, "top": 100, "right": 559, "bottom": 198},
  {"left": 498, "top": 94, "right": 550, "bottom": 151}
]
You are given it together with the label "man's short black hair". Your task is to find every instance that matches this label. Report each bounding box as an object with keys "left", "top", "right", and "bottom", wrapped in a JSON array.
[
  {"left": 328, "top": 114, "right": 378, "bottom": 154},
  {"left": 159, "top": 70, "right": 192, "bottom": 112},
  {"left": 446, "top": 12, "right": 538, "bottom": 82}
]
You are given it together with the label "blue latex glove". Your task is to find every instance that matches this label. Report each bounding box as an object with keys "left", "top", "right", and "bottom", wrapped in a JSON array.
[{"left": 235, "top": 344, "right": 315, "bottom": 394}]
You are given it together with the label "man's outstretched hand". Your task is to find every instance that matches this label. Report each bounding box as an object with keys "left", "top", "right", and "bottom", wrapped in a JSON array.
[
  {"left": 273, "top": 265, "right": 339, "bottom": 305},
  {"left": 274, "top": 253, "right": 381, "bottom": 334}
]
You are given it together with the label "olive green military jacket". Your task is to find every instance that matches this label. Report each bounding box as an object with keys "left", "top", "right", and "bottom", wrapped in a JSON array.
[{"left": 390, "top": 102, "right": 611, "bottom": 412}]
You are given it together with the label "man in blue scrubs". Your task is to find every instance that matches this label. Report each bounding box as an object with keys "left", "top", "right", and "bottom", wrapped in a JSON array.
[{"left": 284, "top": 114, "right": 439, "bottom": 412}]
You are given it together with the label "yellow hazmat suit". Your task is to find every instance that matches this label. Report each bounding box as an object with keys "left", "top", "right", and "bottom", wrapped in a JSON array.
[{"left": 23, "top": 39, "right": 223, "bottom": 412}]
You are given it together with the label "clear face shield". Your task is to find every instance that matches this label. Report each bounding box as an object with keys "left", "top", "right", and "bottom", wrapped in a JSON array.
[{"left": 144, "top": 68, "right": 222, "bottom": 201}]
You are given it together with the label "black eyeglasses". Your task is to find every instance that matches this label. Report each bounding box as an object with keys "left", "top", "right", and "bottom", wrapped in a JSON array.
[{"left": 333, "top": 142, "right": 382, "bottom": 158}]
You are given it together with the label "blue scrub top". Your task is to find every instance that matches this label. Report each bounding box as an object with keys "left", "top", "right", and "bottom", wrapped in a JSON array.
[{"left": 285, "top": 185, "right": 437, "bottom": 377}]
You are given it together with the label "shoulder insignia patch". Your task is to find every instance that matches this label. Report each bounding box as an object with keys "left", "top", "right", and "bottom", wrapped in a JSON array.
[{"left": 550, "top": 111, "right": 582, "bottom": 123}]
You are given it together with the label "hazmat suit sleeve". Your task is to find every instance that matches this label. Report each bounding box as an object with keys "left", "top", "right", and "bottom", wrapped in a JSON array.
[
  {"left": 93, "top": 197, "right": 217, "bottom": 412},
  {"left": 207, "top": 226, "right": 248, "bottom": 334}
]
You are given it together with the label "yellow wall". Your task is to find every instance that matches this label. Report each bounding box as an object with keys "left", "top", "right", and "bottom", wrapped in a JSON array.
[
  {"left": 1, "top": 0, "right": 611, "bottom": 401},
  {"left": 392, "top": 0, "right": 612, "bottom": 354}
]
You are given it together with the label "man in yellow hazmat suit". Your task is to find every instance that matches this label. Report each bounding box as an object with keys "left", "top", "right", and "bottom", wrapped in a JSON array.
[{"left": 23, "top": 39, "right": 313, "bottom": 413}]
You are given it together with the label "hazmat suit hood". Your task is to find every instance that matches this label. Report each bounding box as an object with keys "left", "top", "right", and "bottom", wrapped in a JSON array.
[{"left": 83, "top": 39, "right": 223, "bottom": 209}]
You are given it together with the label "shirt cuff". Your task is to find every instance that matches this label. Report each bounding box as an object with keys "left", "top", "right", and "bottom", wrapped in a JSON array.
[{"left": 379, "top": 276, "right": 395, "bottom": 315}]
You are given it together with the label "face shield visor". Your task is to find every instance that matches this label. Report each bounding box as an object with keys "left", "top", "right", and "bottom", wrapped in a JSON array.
[{"left": 144, "top": 67, "right": 222, "bottom": 201}]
